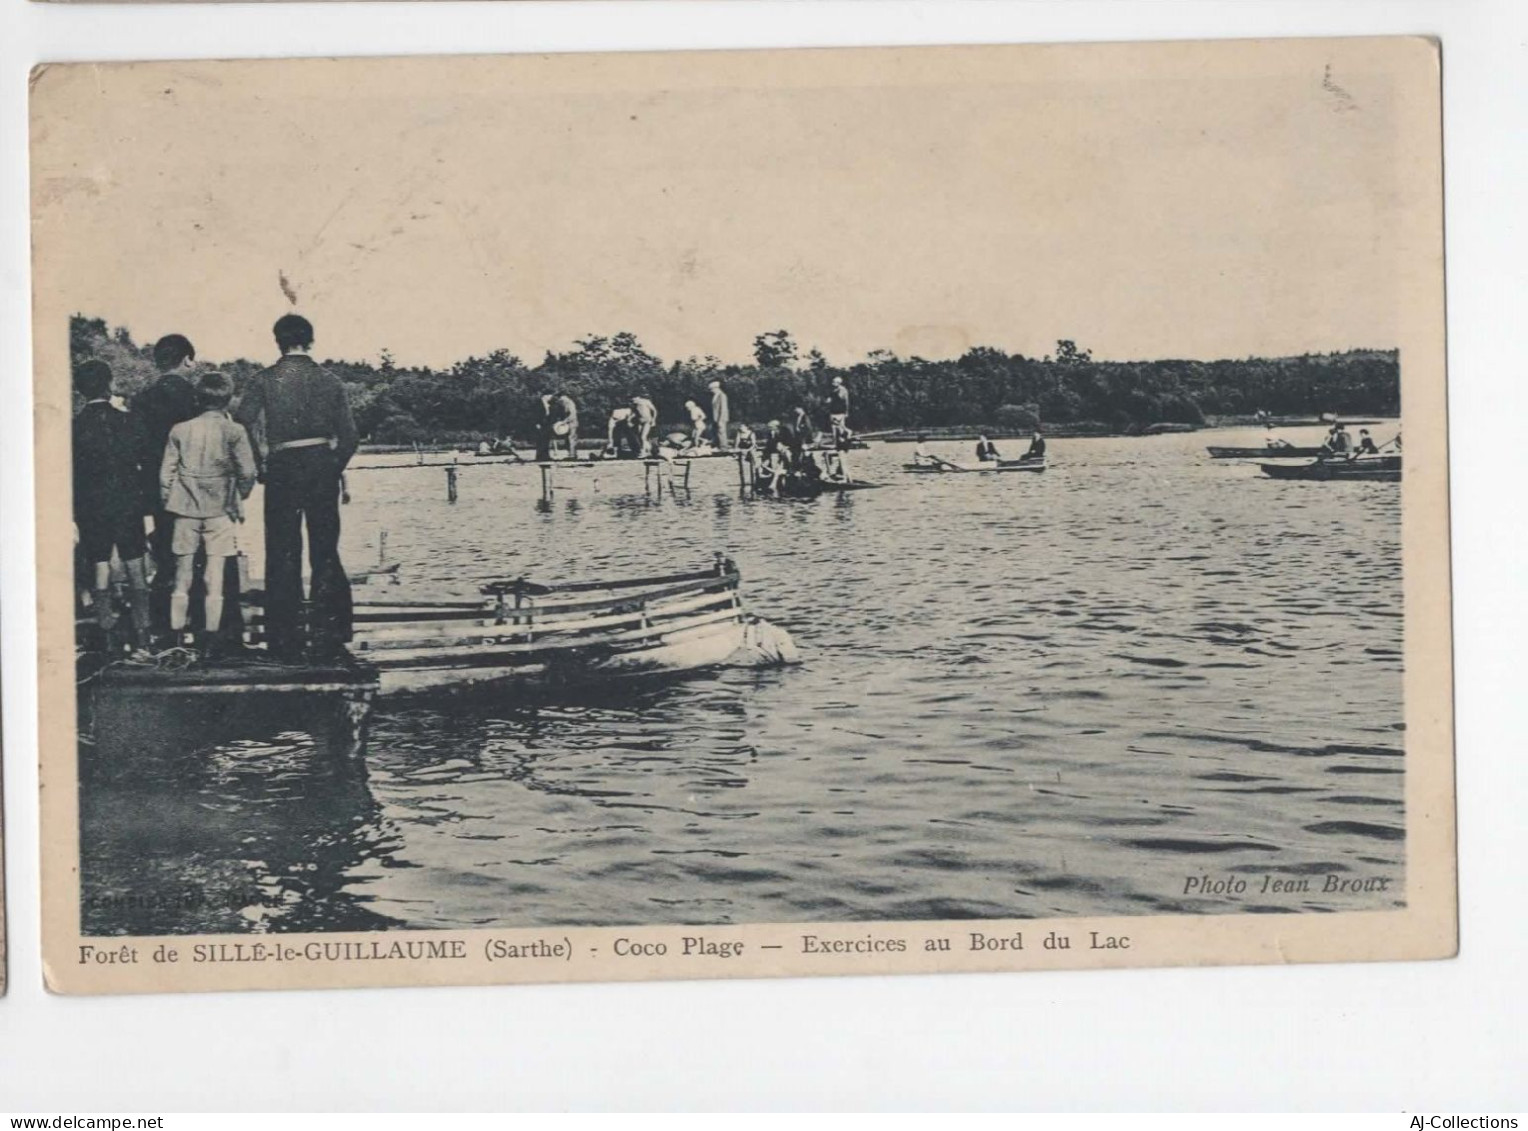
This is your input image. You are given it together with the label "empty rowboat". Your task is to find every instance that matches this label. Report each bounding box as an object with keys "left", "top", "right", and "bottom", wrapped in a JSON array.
[{"left": 350, "top": 557, "right": 799, "bottom": 695}]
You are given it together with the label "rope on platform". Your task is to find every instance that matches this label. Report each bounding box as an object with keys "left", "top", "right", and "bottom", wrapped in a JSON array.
[{"left": 77, "top": 645, "right": 203, "bottom": 688}]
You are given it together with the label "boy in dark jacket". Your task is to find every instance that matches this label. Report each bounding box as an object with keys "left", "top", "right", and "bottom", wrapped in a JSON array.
[
  {"left": 134, "top": 334, "right": 202, "bottom": 635},
  {"left": 73, "top": 359, "right": 152, "bottom": 648}
]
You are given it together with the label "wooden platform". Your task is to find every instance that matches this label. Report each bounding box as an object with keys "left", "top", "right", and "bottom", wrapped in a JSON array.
[
  {"left": 84, "top": 652, "right": 380, "bottom": 763},
  {"left": 90, "top": 653, "right": 379, "bottom": 697}
]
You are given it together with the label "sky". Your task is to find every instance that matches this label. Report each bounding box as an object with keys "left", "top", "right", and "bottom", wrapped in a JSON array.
[{"left": 31, "top": 40, "right": 1426, "bottom": 368}]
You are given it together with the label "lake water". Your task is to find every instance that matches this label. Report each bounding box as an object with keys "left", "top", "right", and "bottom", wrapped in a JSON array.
[{"left": 81, "top": 425, "right": 1406, "bottom": 935}]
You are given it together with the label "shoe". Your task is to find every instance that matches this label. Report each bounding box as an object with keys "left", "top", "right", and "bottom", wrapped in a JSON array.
[{"left": 306, "top": 643, "right": 353, "bottom": 665}]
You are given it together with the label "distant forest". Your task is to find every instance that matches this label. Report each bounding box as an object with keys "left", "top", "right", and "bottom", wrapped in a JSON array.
[{"left": 71, "top": 316, "right": 1400, "bottom": 445}]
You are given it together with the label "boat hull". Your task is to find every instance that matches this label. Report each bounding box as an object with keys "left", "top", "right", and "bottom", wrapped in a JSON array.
[
  {"left": 1260, "top": 456, "right": 1401, "bottom": 481},
  {"left": 351, "top": 561, "right": 799, "bottom": 696},
  {"left": 371, "top": 614, "right": 798, "bottom": 696},
  {"left": 1207, "top": 446, "right": 1324, "bottom": 459},
  {"left": 903, "top": 458, "right": 1047, "bottom": 474}
]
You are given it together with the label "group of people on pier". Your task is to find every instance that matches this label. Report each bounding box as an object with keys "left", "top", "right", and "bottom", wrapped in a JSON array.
[
  {"left": 470, "top": 370, "right": 861, "bottom": 470},
  {"left": 72, "top": 314, "right": 356, "bottom": 664}
]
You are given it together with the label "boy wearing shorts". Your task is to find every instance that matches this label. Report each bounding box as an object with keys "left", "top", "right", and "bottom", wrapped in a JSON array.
[
  {"left": 160, "top": 371, "right": 258, "bottom": 654},
  {"left": 73, "top": 359, "right": 152, "bottom": 649}
]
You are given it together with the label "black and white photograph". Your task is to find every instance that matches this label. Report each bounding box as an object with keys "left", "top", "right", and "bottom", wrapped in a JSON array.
[{"left": 31, "top": 38, "right": 1454, "bottom": 994}]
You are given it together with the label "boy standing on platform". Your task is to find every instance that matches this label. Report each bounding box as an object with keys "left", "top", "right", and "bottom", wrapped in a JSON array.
[
  {"left": 134, "top": 333, "right": 202, "bottom": 640},
  {"left": 160, "top": 371, "right": 258, "bottom": 655},
  {"left": 73, "top": 359, "right": 153, "bottom": 651}
]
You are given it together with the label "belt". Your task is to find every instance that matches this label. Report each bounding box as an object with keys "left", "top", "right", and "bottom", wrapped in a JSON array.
[{"left": 271, "top": 437, "right": 334, "bottom": 453}]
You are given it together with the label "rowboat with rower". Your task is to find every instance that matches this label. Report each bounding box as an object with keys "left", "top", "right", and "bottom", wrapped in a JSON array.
[{"left": 903, "top": 454, "right": 1047, "bottom": 475}]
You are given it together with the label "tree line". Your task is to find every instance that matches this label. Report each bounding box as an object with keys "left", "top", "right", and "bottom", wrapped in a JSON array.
[{"left": 71, "top": 316, "right": 1400, "bottom": 445}]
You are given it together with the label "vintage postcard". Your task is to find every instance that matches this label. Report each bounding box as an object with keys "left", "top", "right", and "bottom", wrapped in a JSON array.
[
  {"left": 32, "top": 38, "right": 1453, "bottom": 995},
  {"left": 1, "top": 744, "right": 6, "bottom": 996}
]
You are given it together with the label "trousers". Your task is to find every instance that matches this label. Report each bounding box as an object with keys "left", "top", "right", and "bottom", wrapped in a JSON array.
[{"left": 263, "top": 446, "right": 352, "bottom": 655}]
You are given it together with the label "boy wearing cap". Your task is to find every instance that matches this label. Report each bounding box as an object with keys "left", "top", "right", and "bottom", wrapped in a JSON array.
[
  {"left": 160, "top": 371, "right": 258, "bottom": 654},
  {"left": 134, "top": 333, "right": 203, "bottom": 634},
  {"left": 73, "top": 359, "right": 153, "bottom": 649}
]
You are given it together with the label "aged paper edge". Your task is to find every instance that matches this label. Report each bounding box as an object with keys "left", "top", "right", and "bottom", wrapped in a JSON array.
[{"left": 30, "top": 39, "right": 1456, "bottom": 995}]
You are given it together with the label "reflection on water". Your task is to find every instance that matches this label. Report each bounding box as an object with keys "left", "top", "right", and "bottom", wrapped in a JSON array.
[{"left": 81, "top": 427, "right": 1405, "bottom": 933}]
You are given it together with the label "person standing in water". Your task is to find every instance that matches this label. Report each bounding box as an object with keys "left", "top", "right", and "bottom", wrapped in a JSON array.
[
  {"left": 233, "top": 314, "right": 357, "bottom": 663},
  {"left": 160, "top": 371, "right": 258, "bottom": 656}
]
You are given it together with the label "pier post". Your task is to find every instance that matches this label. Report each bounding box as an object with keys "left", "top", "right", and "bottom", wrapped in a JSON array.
[
  {"left": 321, "top": 688, "right": 374, "bottom": 768},
  {"left": 445, "top": 465, "right": 458, "bottom": 503}
]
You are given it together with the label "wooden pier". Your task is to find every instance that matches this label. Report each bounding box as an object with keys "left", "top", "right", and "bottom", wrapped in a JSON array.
[{"left": 641, "top": 457, "right": 693, "bottom": 494}]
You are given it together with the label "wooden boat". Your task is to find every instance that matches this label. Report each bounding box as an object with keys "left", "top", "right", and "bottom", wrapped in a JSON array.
[
  {"left": 653, "top": 447, "right": 734, "bottom": 461},
  {"left": 903, "top": 457, "right": 1047, "bottom": 474},
  {"left": 745, "top": 458, "right": 880, "bottom": 498},
  {"left": 1207, "top": 445, "right": 1324, "bottom": 459},
  {"left": 349, "top": 558, "right": 799, "bottom": 695},
  {"left": 750, "top": 472, "right": 881, "bottom": 498},
  {"left": 804, "top": 439, "right": 871, "bottom": 452},
  {"left": 1259, "top": 455, "right": 1401, "bottom": 481}
]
